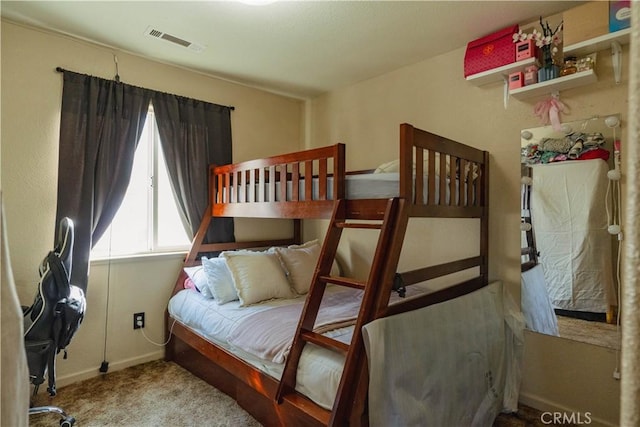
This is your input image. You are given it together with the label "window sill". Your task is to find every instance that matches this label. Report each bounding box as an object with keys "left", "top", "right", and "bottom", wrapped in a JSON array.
[{"left": 90, "top": 250, "right": 188, "bottom": 266}]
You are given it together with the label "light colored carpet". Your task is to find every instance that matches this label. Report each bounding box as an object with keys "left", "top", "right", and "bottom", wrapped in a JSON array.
[
  {"left": 29, "top": 359, "right": 549, "bottom": 426},
  {"left": 29, "top": 360, "right": 261, "bottom": 427}
]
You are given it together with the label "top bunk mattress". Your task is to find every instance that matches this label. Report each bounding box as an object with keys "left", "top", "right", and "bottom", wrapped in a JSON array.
[{"left": 221, "top": 173, "right": 472, "bottom": 204}]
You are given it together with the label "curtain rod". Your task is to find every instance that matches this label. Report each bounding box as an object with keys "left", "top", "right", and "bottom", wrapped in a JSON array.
[{"left": 55, "top": 67, "right": 235, "bottom": 110}]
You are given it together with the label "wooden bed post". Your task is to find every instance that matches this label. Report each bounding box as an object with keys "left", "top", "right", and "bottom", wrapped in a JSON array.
[
  {"left": 293, "top": 219, "right": 302, "bottom": 244},
  {"left": 399, "top": 123, "right": 414, "bottom": 201},
  {"left": 184, "top": 205, "right": 212, "bottom": 266},
  {"left": 334, "top": 143, "right": 346, "bottom": 200}
]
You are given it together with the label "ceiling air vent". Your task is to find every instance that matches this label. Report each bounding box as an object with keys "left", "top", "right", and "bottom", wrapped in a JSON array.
[{"left": 144, "top": 26, "right": 205, "bottom": 53}]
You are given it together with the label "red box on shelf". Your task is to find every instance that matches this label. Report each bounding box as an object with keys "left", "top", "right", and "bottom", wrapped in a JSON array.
[{"left": 464, "top": 24, "right": 519, "bottom": 77}]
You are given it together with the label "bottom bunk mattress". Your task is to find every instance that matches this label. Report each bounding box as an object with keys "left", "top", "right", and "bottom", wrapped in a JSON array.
[
  {"left": 167, "top": 281, "right": 522, "bottom": 421},
  {"left": 168, "top": 284, "right": 352, "bottom": 409}
]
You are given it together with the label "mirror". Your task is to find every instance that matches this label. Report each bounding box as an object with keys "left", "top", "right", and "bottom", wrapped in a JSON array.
[{"left": 520, "top": 114, "right": 621, "bottom": 350}]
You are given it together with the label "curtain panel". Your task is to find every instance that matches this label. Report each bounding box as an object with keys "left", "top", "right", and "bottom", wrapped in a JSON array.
[
  {"left": 56, "top": 71, "right": 151, "bottom": 290},
  {"left": 151, "top": 93, "right": 234, "bottom": 246}
]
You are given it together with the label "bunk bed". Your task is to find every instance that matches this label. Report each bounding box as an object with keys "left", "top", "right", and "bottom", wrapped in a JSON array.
[{"left": 165, "top": 123, "right": 516, "bottom": 426}]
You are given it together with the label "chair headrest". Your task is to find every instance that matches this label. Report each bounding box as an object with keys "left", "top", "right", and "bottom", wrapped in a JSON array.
[{"left": 55, "top": 217, "right": 74, "bottom": 275}]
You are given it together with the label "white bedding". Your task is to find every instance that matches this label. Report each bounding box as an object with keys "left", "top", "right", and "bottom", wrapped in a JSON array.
[
  {"left": 168, "top": 285, "right": 349, "bottom": 410},
  {"left": 340, "top": 173, "right": 446, "bottom": 201},
  {"left": 168, "top": 281, "right": 520, "bottom": 417},
  {"left": 530, "top": 160, "right": 615, "bottom": 312},
  {"left": 224, "top": 173, "right": 472, "bottom": 205}
]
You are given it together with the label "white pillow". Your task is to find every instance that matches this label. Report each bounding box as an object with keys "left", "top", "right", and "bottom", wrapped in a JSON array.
[
  {"left": 373, "top": 156, "right": 450, "bottom": 176},
  {"left": 221, "top": 250, "right": 294, "bottom": 306},
  {"left": 374, "top": 159, "right": 401, "bottom": 174},
  {"left": 201, "top": 256, "right": 238, "bottom": 304},
  {"left": 275, "top": 240, "right": 340, "bottom": 295},
  {"left": 183, "top": 265, "right": 213, "bottom": 298}
]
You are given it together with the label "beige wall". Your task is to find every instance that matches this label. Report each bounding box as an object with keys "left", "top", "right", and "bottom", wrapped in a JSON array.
[
  {"left": 308, "top": 41, "right": 628, "bottom": 426},
  {"left": 1, "top": 21, "right": 303, "bottom": 385}
]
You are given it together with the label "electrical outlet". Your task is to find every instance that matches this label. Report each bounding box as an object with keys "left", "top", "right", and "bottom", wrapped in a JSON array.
[{"left": 133, "top": 312, "right": 145, "bottom": 329}]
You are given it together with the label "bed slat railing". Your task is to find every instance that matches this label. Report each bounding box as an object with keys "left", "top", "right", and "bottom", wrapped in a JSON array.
[
  {"left": 397, "top": 255, "right": 482, "bottom": 285},
  {"left": 385, "top": 276, "right": 486, "bottom": 317},
  {"left": 211, "top": 144, "right": 345, "bottom": 218},
  {"left": 183, "top": 203, "right": 303, "bottom": 265},
  {"left": 399, "top": 123, "right": 489, "bottom": 285},
  {"left": 386, "top": 255, "right": 484, "bottom": 317},
  {"left": 399, "top": 123, "right": 488, "bottom": 216}
]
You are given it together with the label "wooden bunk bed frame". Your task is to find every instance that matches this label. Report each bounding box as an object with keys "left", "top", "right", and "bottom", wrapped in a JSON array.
[{"left": 165, "top": 123, "right": 490, "bottom": 426}]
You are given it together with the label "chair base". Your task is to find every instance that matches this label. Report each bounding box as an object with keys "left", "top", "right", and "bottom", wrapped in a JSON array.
[{"left": 29, "top": 405, "right": 75, "bottom": 426}]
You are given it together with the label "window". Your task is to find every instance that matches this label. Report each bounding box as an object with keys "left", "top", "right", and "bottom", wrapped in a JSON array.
[{"left": 91, "top": 108, "right": 191, "bottom": 258}]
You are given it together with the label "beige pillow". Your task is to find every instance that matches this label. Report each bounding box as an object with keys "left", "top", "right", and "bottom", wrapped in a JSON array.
[
  {"left": 374, "top": 159, "right": 402, "bottom": 174},
  {"left": 275, "top": 240, "right": 340, "bottom": 295},
  {"left": 221, "top": 250, "right": 294, "bottom": 306}
]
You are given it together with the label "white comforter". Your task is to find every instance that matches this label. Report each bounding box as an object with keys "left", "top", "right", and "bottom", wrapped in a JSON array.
[
  {"left": 168, "top": 285, "right": 350, "bottom": 409},
  {"left": 226, "top": 288, "right": 362, "bottom": 363}
]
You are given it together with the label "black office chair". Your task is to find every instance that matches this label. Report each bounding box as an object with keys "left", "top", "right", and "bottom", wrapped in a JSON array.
[{"left": 23, "top": 217, "right": 85, "bottom": 427}]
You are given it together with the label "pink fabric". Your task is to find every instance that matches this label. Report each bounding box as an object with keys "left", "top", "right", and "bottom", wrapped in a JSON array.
[
  {"left": 183, "top": 277, "right": 198, "bottom": 291},
  {"left": 533, "top": 97, "right": 568, "bottom": 131}
]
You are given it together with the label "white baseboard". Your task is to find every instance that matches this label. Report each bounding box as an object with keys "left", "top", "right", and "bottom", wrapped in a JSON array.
[
  {"left": 55, "top": 351, "right": 164, "bottom": 388},
  {"left": 519, "top": 392, "right": 617, "bottom": 427}
]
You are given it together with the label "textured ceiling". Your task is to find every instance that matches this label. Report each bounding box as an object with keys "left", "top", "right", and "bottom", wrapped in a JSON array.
[{"left": 1, "top": 1, "right": 580, "bottom": 98}]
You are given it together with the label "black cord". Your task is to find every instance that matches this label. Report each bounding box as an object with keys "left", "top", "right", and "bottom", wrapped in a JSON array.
[{"left": 99, "top": 227, "right": 113, "bottom": 374}]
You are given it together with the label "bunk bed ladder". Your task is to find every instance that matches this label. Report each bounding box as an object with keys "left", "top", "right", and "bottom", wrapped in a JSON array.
[{"left": 275, "top": 197, "right": 409, "bottom": 426}]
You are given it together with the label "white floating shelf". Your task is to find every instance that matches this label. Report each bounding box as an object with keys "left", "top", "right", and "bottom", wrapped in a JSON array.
[
  {"left": 465, "top": 28, "right": 630, "bottom": 89},
  {"left": 465, "top": 58, "right": 536, "bottom": 86},
  {"left": 564, "top": 28, "right": 631, "bottom": 57},
  {"left": 509, "top": 69, "right": 598, "bottom": 100}
]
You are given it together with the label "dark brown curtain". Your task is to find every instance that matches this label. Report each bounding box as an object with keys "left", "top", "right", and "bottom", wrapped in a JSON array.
[
  {"left": 55, "top": 71, "right": 151, "bottom": 291},
  {"left": 151, "top": 93, "right": 234, "bottom": 247}
]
